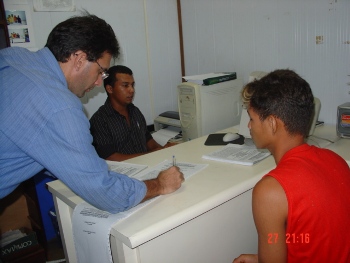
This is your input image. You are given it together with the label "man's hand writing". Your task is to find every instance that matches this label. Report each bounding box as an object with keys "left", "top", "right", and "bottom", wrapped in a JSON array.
[
  {"left": 157, "top": 166, "right": 184, "bottom": 194},
  {"left": 142, "top": 166, "right": 184, "bottom": 201}
]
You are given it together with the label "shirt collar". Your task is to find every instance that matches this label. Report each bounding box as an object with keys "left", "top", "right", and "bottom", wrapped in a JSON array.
[{"left": 104, "top": 98, "right": 135, "bottom": 116}]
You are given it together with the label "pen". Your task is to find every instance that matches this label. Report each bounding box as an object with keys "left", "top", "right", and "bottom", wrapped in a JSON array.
[{"left": 172, "top": 155, "right": 176, "bottom": 166}]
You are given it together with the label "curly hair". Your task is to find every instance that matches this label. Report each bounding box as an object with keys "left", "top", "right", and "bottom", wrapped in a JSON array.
[{"left": 242, "top": 69, "right": 314, "bottom": 137}]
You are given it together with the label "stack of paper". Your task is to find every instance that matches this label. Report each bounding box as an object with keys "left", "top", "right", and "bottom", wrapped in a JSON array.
[
  {"left": 106, "top": 161, "right": 148, "bottom": 176},
  {"left": 1, "top": 230, "right": 26, "bottom": 247},
  {"left": 202, "top": 144, "right": 271, "bottom": 166},
  {"left": 152, "top": 126, "right": 181, "bottom": 146}
]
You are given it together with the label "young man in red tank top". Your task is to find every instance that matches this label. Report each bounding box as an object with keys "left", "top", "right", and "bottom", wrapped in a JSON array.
[{"left": 233, "top": 69, "right": 350, "bottom": 263}]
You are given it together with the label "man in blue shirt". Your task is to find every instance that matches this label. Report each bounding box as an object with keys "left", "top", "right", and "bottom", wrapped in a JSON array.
[{"left": 0, "top": 13, "right": 184, "bottom": 213}]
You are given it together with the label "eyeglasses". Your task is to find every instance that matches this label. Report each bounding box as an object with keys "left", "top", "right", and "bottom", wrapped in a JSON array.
[{"left": 95, "top": 61, "right": 109, "bottom": 80}]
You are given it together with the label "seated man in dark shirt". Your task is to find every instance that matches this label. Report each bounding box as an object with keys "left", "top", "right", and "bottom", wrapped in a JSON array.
[{"left": 90, "top": 65, "right": 164, "bottom": 161}]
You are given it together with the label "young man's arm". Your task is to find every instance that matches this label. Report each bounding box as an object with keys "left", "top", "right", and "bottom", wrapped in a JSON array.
[
  {"left": 254, "top": 176, "right": 288, "bottom": 262},
  {"left": 233, "top": 176, "right": 288, "bottom": 263},
  {"left": 146, "top": 138, "right": 163, "bottom": 152},
  {"left": 105, "top": 139, "right": 164, "bottom": 161},
  {"left": 106, "top": 152, "right": 144, "bottom": 162}
]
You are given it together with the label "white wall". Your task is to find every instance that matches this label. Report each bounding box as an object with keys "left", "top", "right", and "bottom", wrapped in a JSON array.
[
  {"left": 5, "top": 0, "right": 182, "bottom": 124},
  {"left": 5, "top": 0, "right": 350, "bottom": 125},
  {"left": 181, "top": 0, "right": 350, "bottom": 125}
]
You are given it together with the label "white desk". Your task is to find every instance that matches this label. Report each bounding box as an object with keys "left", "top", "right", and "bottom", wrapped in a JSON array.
[{"left": 47, "top": 125, "right": 347, "bottom": 263}]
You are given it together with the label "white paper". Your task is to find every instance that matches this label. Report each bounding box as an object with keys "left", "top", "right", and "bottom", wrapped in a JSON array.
[
  {"left": 4, "top": 0, "right": 27, "bottom": 5},
  {"left": 152, "top": 126, "right": 181, "bottom": 146},
  {"left": 106, "top": 160, "right": 148, "bottom": 176},
  {"left": 33, "top": 0, "right": 76, "bottom": 12},
  {"left": 202, "top": 144, "right": 271, "bottom": 166},
  {"left": 0, "top": 229, "right": 26, "bottom": 247},
  {"left": 72, "top": 160, "right": 208, "bottom": 263},
  {"left": 72, "top": 203, "right": 123, "bottom": 263},
  {"left": 131, "top": 159, "right": 208, "bottom": 181}
]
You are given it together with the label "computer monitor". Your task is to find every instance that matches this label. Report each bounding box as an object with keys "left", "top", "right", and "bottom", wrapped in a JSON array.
[{"left": 308, "top": 97, "right": 321, "bottom": 136}]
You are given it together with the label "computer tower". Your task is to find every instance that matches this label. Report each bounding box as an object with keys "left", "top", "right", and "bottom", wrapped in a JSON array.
[{"left": 177, "top": 78, "right": 243, "bottom": 141}]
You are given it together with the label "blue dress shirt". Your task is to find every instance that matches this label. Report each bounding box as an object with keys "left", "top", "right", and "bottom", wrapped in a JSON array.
[{"left": 0, "top": 47, "right": 146, "bottom": 213}]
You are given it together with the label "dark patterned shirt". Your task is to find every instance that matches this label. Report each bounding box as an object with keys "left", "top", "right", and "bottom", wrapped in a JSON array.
[{"left": 90, "top": 99, "right": 152, "bottom": 159}]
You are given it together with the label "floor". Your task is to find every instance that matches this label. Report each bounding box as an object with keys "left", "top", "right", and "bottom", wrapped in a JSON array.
[{"left": 46, "top": 237, "right": 66, "bottom": 263}]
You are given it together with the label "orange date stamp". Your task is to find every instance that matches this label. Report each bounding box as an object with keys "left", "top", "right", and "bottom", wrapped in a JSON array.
[{"left": 268, "top": 233, "right": 310, "bottom": 244}]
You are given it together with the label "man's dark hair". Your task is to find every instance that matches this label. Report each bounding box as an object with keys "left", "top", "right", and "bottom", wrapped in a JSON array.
[
  {"left": 242, "top": 69, "right": 314, "bottom": 137},
  {"left": 46, "top": 12, "right": 120, "bottom": 62},
  {"left": 104, "top": 65, "right": 133, "bottom": 88}
]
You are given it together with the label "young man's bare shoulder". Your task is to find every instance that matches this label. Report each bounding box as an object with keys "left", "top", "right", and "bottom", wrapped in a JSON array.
[{"left": 253, "top": 176, "right": 287, "bottom": 209}]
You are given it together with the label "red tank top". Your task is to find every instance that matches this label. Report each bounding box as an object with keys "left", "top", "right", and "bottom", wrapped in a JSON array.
[{"left": 266, "top": 144, "right": 350, "bottom": 262}]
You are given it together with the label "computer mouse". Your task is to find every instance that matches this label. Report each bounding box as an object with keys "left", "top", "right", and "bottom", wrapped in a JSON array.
[{"left": 223, "top": 132, "right": 240, "bottom": 142}]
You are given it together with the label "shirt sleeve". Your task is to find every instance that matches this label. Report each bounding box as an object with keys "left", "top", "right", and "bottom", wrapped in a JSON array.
[
  {"left": 90, "top": 115, "right": 118, "bottom": 159},
  {"left": 29, "top": 107, "right": 147, "bottom": 213}
]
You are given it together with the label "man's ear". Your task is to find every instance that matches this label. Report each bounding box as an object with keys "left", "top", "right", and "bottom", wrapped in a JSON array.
[
  {"left": 106, "top": 84, "right": 113, "bottom": 94},
  {"left": 267, "top": 115, "right": 278, "bottom": 134},
  {"left": 71, "top": 51, "right": 87, "bottom": 71}
]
